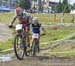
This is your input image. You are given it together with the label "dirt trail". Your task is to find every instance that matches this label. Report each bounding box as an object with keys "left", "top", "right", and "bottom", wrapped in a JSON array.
[
  {"left": 0, "top": 56, "right": 75, "bottom": 66},
  {"left": 0, "top": 23, "right": 12, "bottom": 41}
]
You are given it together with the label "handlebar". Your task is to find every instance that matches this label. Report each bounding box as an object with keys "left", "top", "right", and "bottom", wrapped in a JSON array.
[
  {"left": 8, "top": 25, "right": 13, "bottom": 28},
  {"left": 8, "top": 23, "right": 31, "bottom": 29},
  {"left": 40, "top": 33, "right": 46, "bottom": 36},
  {"left": 8, "top": 25, "right": 15, "bottom": 29}
]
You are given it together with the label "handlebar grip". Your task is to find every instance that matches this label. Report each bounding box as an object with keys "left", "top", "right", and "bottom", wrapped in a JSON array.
[
  {"left": 41, "top": 33, "right": 46, "bottom": 36},
  {"left": 42, "top": 33, "right": 45, "bottom": 35},
  {"left": 8, "top": 25, "right": 13, "bottom": 28}
]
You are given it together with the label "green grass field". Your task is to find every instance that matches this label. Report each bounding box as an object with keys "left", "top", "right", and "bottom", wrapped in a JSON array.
[
  {"left": 0, "top": 39, "right": 13, "bottom": 51},
  {"left": 0, "top": 12, "right": 75, "bottom": 24},
  {"left": 31, "top": 13, "right": 75, "bottom": 24},
  {"left": 0, "top": 12, "right": 75, "bottom": 57},
  {"left": 48, "top": 42, "right": 75, "bottom": 57}
]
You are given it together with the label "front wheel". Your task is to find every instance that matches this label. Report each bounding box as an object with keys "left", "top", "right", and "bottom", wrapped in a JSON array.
[
  {"left": 31, "top": 39, "right": 38, "bottom": 56},
  {"left": 14, "top": 35, "right": 26, "bottom": 60}
]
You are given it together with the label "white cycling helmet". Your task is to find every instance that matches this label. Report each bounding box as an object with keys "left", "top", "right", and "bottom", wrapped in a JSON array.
[{"left": 32, "top": 17, "right": 39, "bottom": 24}]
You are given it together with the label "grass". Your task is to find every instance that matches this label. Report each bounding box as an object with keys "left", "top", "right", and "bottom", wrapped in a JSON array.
[
  {"left": 1, "top": 25, "right": 75, "bottom": 51},
  {"left": 30, "top": 13, "right": 75, "bottom": 24},
  {"left": 40, "top": 26, "right": 75, "bottom": 42},
  {"left": 0, "top": 12, "right": 14, "bottom": 24},
  {"left": 0, "top": 12, "right": 75, "bottom": 24},
  {"left": 0, "top": 39, "right": 13, "bottom": 51},
  {"left": 0, "top": 12, "right": 75, "bottom": 57},
  {"left": 40, "top": 38, "right": 75, "bottom": 57},
  {"left": 48, "top": 44, "right": 75, "bottom": 57},
  {"left": 51, "top": 44, "right": 75, "bottom": 52}
]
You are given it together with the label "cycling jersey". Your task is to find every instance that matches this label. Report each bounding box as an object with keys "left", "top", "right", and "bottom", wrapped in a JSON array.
[
  {"left": 13, "top": 13, "right": 30, "bottom": 24},
  {"left": 32, "top": 23, "right": 41, "bottom": 33},
  {"left": 13, "top": 13, "right": 30, "bottom": 30}
]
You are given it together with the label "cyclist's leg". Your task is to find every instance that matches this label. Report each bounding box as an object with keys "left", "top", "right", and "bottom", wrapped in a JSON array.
[
  {"left": 25, "top": 26, "right": 30, "bottom": 47},
  {"left": 25, "top": 26, "right": 31, "bottom": 52}
]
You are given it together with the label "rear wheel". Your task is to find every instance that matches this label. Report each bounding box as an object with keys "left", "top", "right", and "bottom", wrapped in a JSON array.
[{"left": 14, "top": 35, "right": 27, "bottom": 60}]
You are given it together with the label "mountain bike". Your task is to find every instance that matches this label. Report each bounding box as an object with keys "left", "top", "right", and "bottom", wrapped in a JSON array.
[
  {"left": 31, "top": 33, "right": 45, "bottom": 56},
  {"left": 9, "top": 24, "right": 29, "bottom": 60}
]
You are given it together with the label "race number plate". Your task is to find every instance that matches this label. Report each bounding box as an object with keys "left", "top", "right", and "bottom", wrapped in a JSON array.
[
  {"left": 32, "top": 33, "right": 39, "bottom": 38},
  {"left": 16, "top": 24, "right": 22, "bottom": 30}
]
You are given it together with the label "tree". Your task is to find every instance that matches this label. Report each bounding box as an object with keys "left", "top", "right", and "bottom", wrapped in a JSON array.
[
  {"left": 72, "top": 3, "right": 75, "bottom": 10},
  {"left": 55, "top": 0, "right": 70, "bottom": 13},
  {"left": 18, "top": 0, "right": 31, "bottom": 10},
  {"left": 38, "top": 0, "right": 42, "bottom": 12},
  {"left": 62, "top": 0, "right": 70, "bottom": 13},
  {"left": 55, "top": 0, "right": 62, "bottom": 13}
]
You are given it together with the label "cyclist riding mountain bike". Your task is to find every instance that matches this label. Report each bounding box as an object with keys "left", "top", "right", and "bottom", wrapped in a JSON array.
[
  {"left": 9, "top": 7, "right": 32, "bottom": 49},
  {"left": 31, "top": 17, "right": 46, "bottom": 52},
  {"left": 31, "top": 17, "right": 46, "bottom": 34}
]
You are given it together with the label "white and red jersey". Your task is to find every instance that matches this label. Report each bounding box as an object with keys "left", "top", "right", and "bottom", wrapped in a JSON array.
[
  {"left": 13, "top": 13, "right": 31, "bottom": 30},
  {"left": 13, "top": 13, "right": 28, "bottom": 24}
]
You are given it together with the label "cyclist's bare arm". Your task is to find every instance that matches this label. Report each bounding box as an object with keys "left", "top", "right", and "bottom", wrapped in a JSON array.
[{"left": 9, "top": 15, "right": 17, "bottom": 25}]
